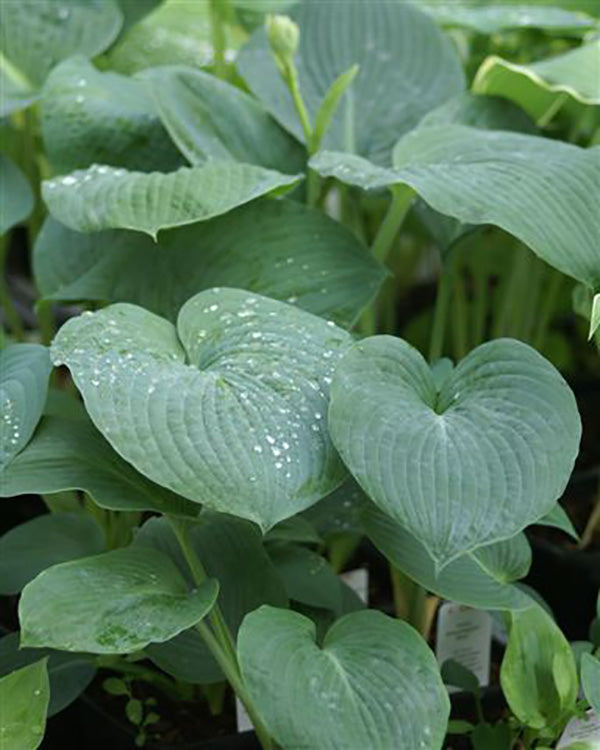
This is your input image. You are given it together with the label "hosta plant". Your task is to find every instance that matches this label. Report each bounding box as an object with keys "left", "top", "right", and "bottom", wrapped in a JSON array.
[{"left": 1, "top": 1, "right": 599, "bottom": 749}]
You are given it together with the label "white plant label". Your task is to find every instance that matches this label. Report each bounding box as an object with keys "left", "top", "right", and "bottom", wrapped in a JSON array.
[
  {"left": 557, "top": 710, "right": 600, "bottom": 749},
  {"left": 236, "top": 697, "right": 253, "bottom": 733},
  {"left": 435, "top": 602, "right": 492, "bottom": 691},
  {"left": 340, "top": 567, "right": 369, "bottom": 604}
]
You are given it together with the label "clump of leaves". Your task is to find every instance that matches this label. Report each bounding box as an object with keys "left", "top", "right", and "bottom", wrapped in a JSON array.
[{"left": 1, "top": 1, "right": 599, "bottom": 749}]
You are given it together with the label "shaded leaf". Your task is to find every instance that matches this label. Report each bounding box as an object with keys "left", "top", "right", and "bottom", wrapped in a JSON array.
[
  {"left": 238, "top": 0, "right": 464, "bottom": 163},
  {"left": 0, "top": 415, "right": 198, "bottom": 517},
  {"left": 364, "top": 502, "right": 532, "bottom": 611},
  {"left": 329, "top": 337, "right": 580, "bottom": 567},
  {"left": 117, "top": 0, "right": 162, "bottom": 31},
  {"left": 19, "top": 546, "right": 219, "bottom": 653},
  {"left": 142, "top": 65, "right": 304, "bottom": 171},
  {"left": 34, "top": 199, "right": 385, "bottom": 327},
  {"left": 0, "top": 512, "right": 105, "bottom": 594},
  {"left": 0, "top": 155, "right": 34, "bottom": 235},
  {"left": 0, "top": 345, "right": 52, "bottom": 470},
  {"left": 41, "top": 57, "right": 184, "bottom": 173},
  {"left": 141, "top": 514, "right": 287, "bottom": 684},
  {"left": 42, "top": 162, "right": 301, "bottom": 237},
  {"left": 473, "top": 532, "right": 532, "bottom": 584},
  {"left": 267, "top": 543, "right": 342, "bottom": 613},
  {"left": 441, "top": 659, "right": 480, "bottom": 695},
  {"left": 51, "top": 289, "right": 351, "bottom": 530},
  {"left": 265, "top": 516, "right": 321, "bottom": 545},
  {"left": 418, "top": 91, "right": 537, "bottom": 133},
  {"left": 0, "top": 632, "right": 95, "bottom": 717}
]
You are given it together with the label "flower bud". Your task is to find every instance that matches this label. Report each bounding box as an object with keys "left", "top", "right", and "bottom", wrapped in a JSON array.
[{"left": 266, "top": 14, "right": 299, "bottom": 67}]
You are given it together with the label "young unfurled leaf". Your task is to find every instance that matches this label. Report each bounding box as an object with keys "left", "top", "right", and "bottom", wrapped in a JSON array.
[
  {"left": 0, "top": 344, "right": 52, "bottom": 470},
  {"left": 0, "top": 658, "right": 49, "bottom": 750},
  {"left": 34, "top": 199, "right": 386, "bottom": 328},
  {"left": 42, "top": 162, "right": 302, "bottom": 238},
  {"left": 0, "top": 512, "right": 105, "bottom": 594},
  {"left": 329, "top": 336, "right": 581, "bottom": 568},
  {"left": 0, "top": 415, "right": 198, "bottom": 517},
  {"left": 238, "top": 607, "right": 449, "bottom": 749},
  {"left": 51, "top": 289, "right": 351, "bottom": 530},
  {"left": 19, "top": 546, "right": 219, "bottom": 653},
  {"left": 238, "top": 0, "right": 464, "bottom": 163},
  {"left": 501, "top": 605, "right": 578, "bottom": 730}
]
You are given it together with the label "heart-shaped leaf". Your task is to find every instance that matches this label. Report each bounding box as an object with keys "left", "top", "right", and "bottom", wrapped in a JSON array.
[
  {"left": 19, "top": 546, "right": 219, "bottom": 654},
  {"left": 51, "top": 289, "right": 351, "bottom": 529},
  {"left": 238, "top": 0, "right": 464, "bottom": 163},
  {"left": 137, "top": 514, "right": 287, "bottom": 684},
  {"left": 238, "top": 606, "right": 449, "bottom": 750},
  {"left": 0, "top": 415, "right": 197, "bottom": 517},
  {"left": 1, "top": 155, "right": 34, "bottom": 235},
  {"left": 142, "top": 65, "right": 304, "bottom": 171},
  {"left": 1, "top": 0, "right": 123, "bottom": 87},
  {"left": 0, "top": 344, "right": 52, "bottom": 470},
  {"left": 0, "top": 632, "right": 95, "bottom": 717},
  {"left": 418, "top": 2, "right": 595, "bottom": 34},
  {"left": 0, "top": 512, "right": 105, "bottom": 594},
  {"left": 42, "top": 162, "right": 302, "bottom": 237},
  {"left": 41, "top": 57, "right": 184, "bottom": 173},
  {"left": 364, "top": 503, "right": 532, "bottom": 610},
  {"left": 581, "top": 653, "right": 600, "bottom": 715},
  {"left": 329, "top": 336, "right": 581, "bottom": 567},
  {"left": 34, "top": 199, "right": 386, "bottom": 327},
  {"left": 0, "top": 659, "right": 49, "bottom": 750},
  {"left": 311, "top": 125, "right": 600, "bottom": 290}
]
